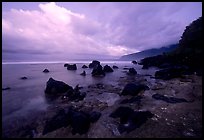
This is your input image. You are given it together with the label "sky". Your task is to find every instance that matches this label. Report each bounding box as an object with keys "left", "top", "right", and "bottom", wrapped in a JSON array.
[{"left": 2, "top": 2, "right": 202, "bottom": 61}]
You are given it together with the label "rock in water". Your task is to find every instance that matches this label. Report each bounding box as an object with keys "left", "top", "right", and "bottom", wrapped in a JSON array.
[
  {"left": 43, "top": 69, "right": 49, "bottom": 73},
  {"left": 103, "top": 65, "right": 114, "bottom": 72},
  {"left": 64, "top": 63, "right": 69, "bottom": 67},
  {"left": 89, "top": 111, "right": 101, "bottom": 123},
  {"left": 91, "top": 64, "right": 105, "bottom": 76},
  {"left": 45, "top": 77, "right": 73, "bottom": 95},
  {"left": 128, "top": 68, "right": 137, "bottom": 75},
  {"left": 82, "top": 65, "right": 88, "bottom": 68},
  {"left": 67, "top": 64, "right": 77, "bottom": 70},
  {"left": 152, "top": 93, "right": 188, "bottom": 103},
  {"left": 20, "top": 77, "right": 28, "bottom": 80},
  {"left": 80, "top": 71, "right": 86, "bottom": 76},
  {"left": 113, "top": 65, "right": 119, "bottom": 69},
  {"left": 132, "top": 60, "right": 137, "bottom": 64},
  {"left": 121, "top": 83, "right": 149, "bottom": 96},
  {"left": 89, "top": 60, "right": 100, "bottom": 68}
]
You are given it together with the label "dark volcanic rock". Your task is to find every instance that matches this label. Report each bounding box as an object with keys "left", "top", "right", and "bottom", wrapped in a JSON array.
[
  {"left": 80, "top": 71, "right": 86, "bottom": 76},
  {"left": 89, "top": 60, "right": 100, "bottom": 68},
  {"left": 152, "top": 93, "right": 188, "bottom": 103},
  {"left": 109, "top": 106, "right": 154, "bottom": 133},
  {"left": 2, "top": 87, "right": 11, "bottom": 90},
  {"left": 121, "top": 83, "right": 149, "bottom": 96},
  {"left": 155, "top": 66, "right": 191, "bottom": 80},
  {"left": 89, "top": 111, "right": 101, "bottom": 123},
  {"left": 113, "top": 65, "right": 119, "bottom": 69},
  {"left": 64, "top": 63, "right": 68, "bottom": 67},
  {"left": 91, "top": 64, "right": 105, "bottom": 76},
  {"left": 43, "top": 69, "right": 49, "bottom": 73},
  {"left": 67, "top": 64, "right": 77, "bottom": 70},
  {"left": 82, "top": 65, "right": 88, "bottom": 68},
  {"left": 132, "top": 60, "right": 137, "bottom": 64},
  {"left": 128, "top": 68, "right": 137, "bottom": 75},
  {"left": 103, "top": 65, "right": 114, "bottom": 72},
  {"left": 45, "top": 78, "right": 73, "bottom": 95},
  {"left": 120, "top": 96, "right": 142, "bottom": 104},
  {"left": 20, "top": 77, "right": 28, "bottom": 80}
]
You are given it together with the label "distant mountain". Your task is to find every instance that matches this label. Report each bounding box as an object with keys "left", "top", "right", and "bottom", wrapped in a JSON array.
[{"left": 120, "top": 44, "right": 178, "bottom": 60}]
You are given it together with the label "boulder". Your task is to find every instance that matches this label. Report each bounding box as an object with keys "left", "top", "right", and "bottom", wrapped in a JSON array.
[
  {"left": 67, "top": 85, "right": 86, "bottom": 101},
  {"left": 132, "top": 60, "right": 137, "bottom": 64},
  {"left": 80, "top": 71, "right": 86, "bottom": 76},
  {"left": 45, "top": 78, "right": 73, "bottom": 95},
  {"left": 89, "top": 111, "right": 101, "bottom": 123},
  {"left": 89, "top": 60, "right": 100, "bottom": 68},
  {"left": 109, "top": 106, "right": 154, "bottom": 133},
  {"left": 20, "top": 77, "right": 28, "bottom": 80},
  {"left": 103, "top": 65, "right": 114, "bottom": 72},
  {"left": 113, "top": 65, "right": 119, "bottom": 69},
  {"left": 152, "top": 93, "right": 188, "bottom": 103},
  {"left": 91, "top": 64, "right": 105, "bottom": 76},
  {"left": 155, "top": 66, "right": 189, "bottom": 80},
  {"left": 121, "top": 83, "right": 149, "bottom": 96},
  {"left": 82, "top": 65, "right": 88, "bottom": 68},
  {"left": 67, "top": 64, "right": 77, "bottom": 70},
  {"left": 43, "top": 69, "right": 49, "bottom": 73},
  {"left": 64, "top": 63, "right": 69, "bottom": 67},
  {"left": 128, "top": 68, "right": 137, "bottom": 75}
]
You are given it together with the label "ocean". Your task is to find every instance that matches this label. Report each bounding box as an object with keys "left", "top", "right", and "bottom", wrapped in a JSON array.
[{"left": 2, "top": 60, "right": 158, "bottom": 135}]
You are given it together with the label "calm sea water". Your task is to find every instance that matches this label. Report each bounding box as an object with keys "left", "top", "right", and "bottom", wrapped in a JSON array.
[{"left": 2, "top": 60, "right": 158, "bottom": 130}]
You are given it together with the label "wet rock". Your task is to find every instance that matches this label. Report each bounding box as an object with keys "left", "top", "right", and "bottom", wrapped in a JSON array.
[
  {"left": 96, "top": 92, "right": 120, "bottom": 106},
  {"left": 89, "top": 111, "right": 101, "bottom": 123},
  {"left": 43, "top": 69, "right": 49, "bottom": 73},
  {"left": 113, "top": 65, "right": 119, "bottom": 69},
  {"left": 43, "top": 109, "right": 70, "bottom": 135},
  {"left": 80, "top": 71, "right": 86, "bottom": 76},
  {"left": 121, "top": 83, "right": 149, "bottom": 96},
  {"left": 123, "top": 67, "right": 129, "bottom": 70},
  {"left": 67, "top": 64, "right": 77, "bottom": 70},
  {"left": 2, "top": 87, "right": 11, "bottom": 90},
  {"left": 91, "top": 64, "right": 105, "bottom": 77},
  {"left": 109, "top": 106, "right": 154, "bottom": 133},
  {"left": 132, "top": 60, "right": 137, "bottom": 64},
  {"left": 89, "top": 60, "right": 100, "bottom": 68},
  {"left": 120, "top": 96, "right": 142, "bottom": 104},
  {"left": 103, "top": 65, "right": 114, "bottom": 72},
  {"left": 152, "top": 93, "right": 188, "bottom": 103},
  {"left": 45, "top": 77, "right": 73, "bottom": 96},
  {"left": 155, "top": 66, "right": 190, "bottom": 80},
  {"left": 128, "top": 68, "right": 137, "bottom": 75},
  {"left": 20, "top": 77, "right": 28, "bottom": 80},
  {"left": 67, "top": 85, "right": 86, "bottom": 101},
  {"left": 82, "top": 65, "right": 88, "bottom": 68},
  {"left": 64, "top": 63, "right": 68, "bottom": 67}
]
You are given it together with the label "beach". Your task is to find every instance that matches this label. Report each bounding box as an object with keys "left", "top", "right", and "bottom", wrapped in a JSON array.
[{"left": 2, "top": 61, "right": 202, "bottom": 138}]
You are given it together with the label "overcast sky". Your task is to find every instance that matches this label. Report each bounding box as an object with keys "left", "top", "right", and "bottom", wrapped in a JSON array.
[{"left": 2, "top": 2, "right": 202, "bottom": 61}]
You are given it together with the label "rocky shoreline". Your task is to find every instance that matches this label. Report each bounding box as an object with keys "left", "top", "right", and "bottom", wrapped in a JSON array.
[{"left": 2, "top": 68, "right": 202, "bottom": 138}]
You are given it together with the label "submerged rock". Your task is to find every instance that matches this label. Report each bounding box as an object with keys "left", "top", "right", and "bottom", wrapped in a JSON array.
[
  {"left": 103, "top": 65, "right": 114, "bottom": 72},
  {"left": 44, "top": 77, "right": 73, "bottom": 96},
  {"left": 109, "top": 106, "right": 154, "bottom": 133},
  {"left": 121, "top": 83, "right": 149, "bottom": 96},
  {"left": 82, "top": 65, "right": 88, "bottom": 68},
  {"left": 152, "top": 93, "right": 188, "bottom": 103},
  {"left": 91, "top": 64, "right": 105, "bottom": 77},
  {"left": 113, "top": 65, "right": 119, "bottom": 69},
  {"left": 43, "top": 69, "right": 49, "bottom": 73},
  {"left": 67, "top": 64, "right": 77, "bottom": 70},
  {"left": 2, "top": 87, "right": 11, "bottom": 90},
  {"left": 89, "top": 60, "right": 100, "bottom": 68}
]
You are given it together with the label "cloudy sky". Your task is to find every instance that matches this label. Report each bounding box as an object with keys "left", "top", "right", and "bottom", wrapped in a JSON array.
[{"left": 2, "top": 2, "right": 202, "bottom": 61}]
